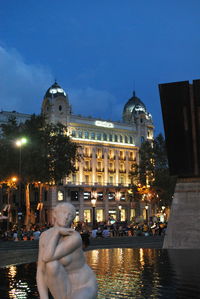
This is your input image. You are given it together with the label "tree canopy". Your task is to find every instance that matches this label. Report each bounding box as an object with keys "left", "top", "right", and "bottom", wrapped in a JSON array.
[
  {"left": 0, "top": 114, "right": 79, "bottom": 184},
  {"left": 129, "top": 133, "right": 177, "bottom": 207}
]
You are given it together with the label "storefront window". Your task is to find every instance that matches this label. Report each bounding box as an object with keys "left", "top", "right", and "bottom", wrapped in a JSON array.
[
  {"left": 84, "top": 209, "right": 91, "bottom": 222},
  {"left": 130, "top": 209, "right": 136, "bottom": 221},
  {"left": 57, "top": 190, "right": 64, "bottom": 201},
  {"left": 74, "top": 211, "right": 79, "bottom": 223},
  {"left": 109, "top": 209, "right": 117, "bottom": 223},
  {"left": 96, "top": 209, "right": 103, "bottom": 222},
  {"left": 121, "top": 209, "right": 126, "bottom": 221}
]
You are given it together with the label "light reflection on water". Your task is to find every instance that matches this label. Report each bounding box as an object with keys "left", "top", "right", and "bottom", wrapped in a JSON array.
[{"left": 0, "top": 248, "right": 200, "bottom": 298}]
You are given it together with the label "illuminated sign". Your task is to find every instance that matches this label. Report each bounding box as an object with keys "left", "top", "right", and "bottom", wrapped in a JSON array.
[{"left": 95, "top": 120, "right": 114, "bottom": 128}]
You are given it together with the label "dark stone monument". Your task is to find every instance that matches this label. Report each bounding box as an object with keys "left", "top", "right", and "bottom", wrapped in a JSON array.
[{"left": 159, "top": 79, "right": 200, "bottom": 248}]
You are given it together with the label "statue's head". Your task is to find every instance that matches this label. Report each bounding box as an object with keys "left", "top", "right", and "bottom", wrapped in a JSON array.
[{"left": 53, "top": 202, "right": 76, "bottom": 227}]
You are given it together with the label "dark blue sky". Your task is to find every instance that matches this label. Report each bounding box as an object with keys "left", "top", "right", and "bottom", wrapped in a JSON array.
[{"left": 0, "top": 0, "right": 200, "bottom": 135}]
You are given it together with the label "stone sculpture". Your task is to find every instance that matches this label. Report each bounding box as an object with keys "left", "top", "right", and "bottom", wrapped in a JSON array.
[{"left": 36, "top": 202, "right": 97, "bottom": 299}]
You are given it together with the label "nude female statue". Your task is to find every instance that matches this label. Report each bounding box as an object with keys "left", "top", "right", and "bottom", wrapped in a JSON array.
[{"left": 36, "top": 202, "right": 97, "bottom": 299}]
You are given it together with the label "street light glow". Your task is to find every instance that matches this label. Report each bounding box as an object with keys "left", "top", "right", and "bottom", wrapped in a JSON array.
[{"left": 15, "top": 137, "right": 27, "bottom": 147}]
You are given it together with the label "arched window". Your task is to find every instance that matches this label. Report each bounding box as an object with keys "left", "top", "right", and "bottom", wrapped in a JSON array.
[{"left": 59, "top": 105, "right": 62, "bottom": 111}]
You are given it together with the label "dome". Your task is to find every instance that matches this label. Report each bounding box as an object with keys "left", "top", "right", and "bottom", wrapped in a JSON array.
[
  {"left": 44, "top": 82, "right": 67, "bottom": 99},
  {"left": 122, "top": 91, "right": 147, "bottom": 123}
]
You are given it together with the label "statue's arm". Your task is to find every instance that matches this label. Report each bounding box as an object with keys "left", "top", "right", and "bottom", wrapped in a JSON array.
[
  {"left": 44, "top": 230, "right": 82, "bottom": 262},
  {"left": 36, "top": 233, "right": 49, "bottom": 299}
]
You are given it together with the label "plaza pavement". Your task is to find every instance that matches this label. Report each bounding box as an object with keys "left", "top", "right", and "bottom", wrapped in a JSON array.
[{"left": 0, "top": 235, "right": 164, "bottom": 268}]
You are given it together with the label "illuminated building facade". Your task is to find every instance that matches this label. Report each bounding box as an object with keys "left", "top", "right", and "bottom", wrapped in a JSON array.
[
  {"left": 42, "top": 83, "right": 154, "bottom": 223},
  {"left": 0, "top": 82, "right": 154, "bottom": 225}
]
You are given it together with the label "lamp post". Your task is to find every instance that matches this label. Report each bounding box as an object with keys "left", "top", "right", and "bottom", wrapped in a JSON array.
[
  {"left": 145, "top": 205, "right": 149, "bottom": 223},
  {"left": 15, "top": 137, "right": 27, "bottom": 224},
  {"left": 91, "top": 197, "right": 97, "bottom": 227},
  {"left": 118, "top": 205, "right": 122, "bottom": 221}
]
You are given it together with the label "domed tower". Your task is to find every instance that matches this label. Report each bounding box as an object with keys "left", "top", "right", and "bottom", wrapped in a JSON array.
[
  {"left": 123, "top": 91, "right": 154, "bottom": 144},
  {"left": 123, "top": 91, "right": 147, "bottom": 123},
  {"left": 42, "top": 82, "right": 71, "bottom": 125}
]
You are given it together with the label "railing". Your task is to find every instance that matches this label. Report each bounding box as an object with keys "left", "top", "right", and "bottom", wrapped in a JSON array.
[
  {"left": 83, "top": 154, "right": 92, "bottom": 158},
  {"left": 108, "top": 155, "right": 116, "bottom": 160},
  {"left": 108, "top": 168, "right": 116, "bottom": 173},
  {"left": 119, "top": 169, "right": 126, "bottom": 173},
  {"left": 96, "top": 168, "right": 104, "bottom": 172},
  {"left": 96, "top": 154, "right": 104, "bottom": 159},
  {"left": 83, "top": 167, "right": 92, "bottom": 172}
]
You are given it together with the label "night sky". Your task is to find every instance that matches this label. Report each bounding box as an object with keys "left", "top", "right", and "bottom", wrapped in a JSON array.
[{"left": 0, "top": 0, "right": 200, "bottom": 135}]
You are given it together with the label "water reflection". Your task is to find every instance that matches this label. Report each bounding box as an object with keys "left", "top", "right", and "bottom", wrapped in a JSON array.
[{"left": 0, "top": 249, "right": 200, "bottom": 298}]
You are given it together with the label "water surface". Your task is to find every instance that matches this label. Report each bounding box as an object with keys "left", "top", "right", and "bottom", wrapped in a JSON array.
[{"left": 0, "top": 248, "right": 200, "bottom": 298}]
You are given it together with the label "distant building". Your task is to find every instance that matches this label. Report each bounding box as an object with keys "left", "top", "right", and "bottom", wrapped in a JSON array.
[{"left": 0, "top": 82, "right": 154, "bottom": 224}]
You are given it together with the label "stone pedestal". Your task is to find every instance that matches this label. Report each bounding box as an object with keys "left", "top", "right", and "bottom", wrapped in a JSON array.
[{"left": 163, "top": 178, "right": 200, "bottom": 249}]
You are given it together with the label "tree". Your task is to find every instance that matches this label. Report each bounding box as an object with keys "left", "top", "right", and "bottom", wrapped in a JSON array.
[
  {"left": 0, "top": 115, "right": 79, "bottom": 226},
  {"left": 129, "top": 133, "right": 176, "bottom": 210}
]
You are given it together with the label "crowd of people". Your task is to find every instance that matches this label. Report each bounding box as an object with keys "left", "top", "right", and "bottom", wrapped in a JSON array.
[{"left": 0, "top": 220, "right": 167, "bottom": 242}]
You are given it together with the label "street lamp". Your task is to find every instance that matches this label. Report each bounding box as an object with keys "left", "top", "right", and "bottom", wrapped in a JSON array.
[
  {"left": 91, "top": 197, "right": 97, "bottom": 227},
  {"left": 15, "top": 137, "right": 27, "bottom": 224},
  {"left": 145, "top": 205, "right": 149, "bottom": 223},
  {"left": 118, "top": 205, "right": 122, "bottom": 221}
]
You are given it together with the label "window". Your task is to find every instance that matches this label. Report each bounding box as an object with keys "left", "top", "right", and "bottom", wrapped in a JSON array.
[
  {"left": 103, "top": 133, "right": 107, "bottom": 141},
  {"left": 125, "top": 136, "right": 128, "bottom": 143},
  {"left": 114, "top": 135, "right": 118, "bottom": 142},
  {"left": 97, "top": 192, "right": 103, "bottom": 201},
  {"left": 120, "top": 135, "right": 123, "bottom": 143},
  {"left": 84, "top": 209, "right": 91, "bottom": 222},
  {"left": 96, "top": 209, "right": 103, "bottom": 222},
  {"left": 91, "top": 132, "right": 95, "bottom": 139},
  {"left": 141, "top": 136, "right": 145, "bottom": 143},
  {"left": 97, "top": 133, "right": 101, "bottom": 140},
  {"left": 97, "top": 175, "right": 102, "bottom": 184},
  {"left": 71, "top": 191, "right": 79, "bottom": 201},
  {"left": 85, "top": 161, "right": 90, "bottom": 169},
  {"left": 75, "top": 211, "right": 79, "bottom": 223},
  {"left": 72, "top": 174, "right": 76, "bottom": 183},
  {"left": 121, "top": 209, "right": 126, "bottom": 221},
  {"left": 59, "top": 105, "right": 62, "bottom": 111},
  {"left": 130, "top": 209, "right": 136, "bottom": 221},
  {"left": 120, "top": 176, "right": 124, "bottom": 184},
  {"left": 130, "top": 136, "right": 133, "bottom": 144},
  {"left": 84, "top": 192, "right": 91, "bottom": 200},
  {"left": 120, "top": 192, "right": 126, "bottom": 201},
  {"left": 109, "top": 134, "right": 113, "bottom": 141},
  {"left": 109, "top": 176, "right": 113, "bottom": 184},
  {"left": 78, "top": 131, "right": 83, "bottom": 138},
  {"left": 84, "top": 131, "right": 89, "bottom": 139},
  {"left": 108, "top": 192, "right": 115, "bottom": 201},
  {"left": 72, "top": 130, "right": 76, "bottom": 137},
  {"left": 57, "top": 191, "right": 64, "bottom": 201},
  {"left": 85, "top": 175, "right": 89, "bottom": 183},
  {"left": 97, "top": 148, "right": 102, "bottom": 158}
]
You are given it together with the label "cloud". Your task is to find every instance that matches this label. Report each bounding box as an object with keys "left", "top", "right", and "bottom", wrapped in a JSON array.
[
  {"left": 69, "top": 87, "right": 123, "bottom": 122},
  {"left": 0, "top": 45, "right": 123, "bottom": 122},
  {"left": 0, "top": 46, "right": 53, "bottom": 114}
]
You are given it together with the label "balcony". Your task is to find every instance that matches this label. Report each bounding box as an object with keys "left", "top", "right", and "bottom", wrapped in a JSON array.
[
  {"left": 96, "top": 168, "right": 104, "bottom": 172},
  {"left": 119, "top": 169, "right": 126, "bottom": 173},
  {"left": 96, "top": 154, "right": 104, "bottom": 159},
  {"left": 108, "top": 168, "right": 116, "bottom": 173},
  {"left": 83, "top": 154, "right": 92, "bottom": 158},
  {"left": 119, "top": 156, "right": 126, "bottom": 161},
  {"left": 83, "top": 167, "right": 92, "bottom": 172},
  {"left": 108, "top": 155, "right": 116, "bottom": 160},
  {"left": 128, "top": 157, "right": 136, "bottom": 162}
]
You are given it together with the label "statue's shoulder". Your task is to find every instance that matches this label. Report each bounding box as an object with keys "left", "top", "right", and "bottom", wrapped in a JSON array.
[{"left": 40, "top": 227, "right": 53, "bottom": 240}]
